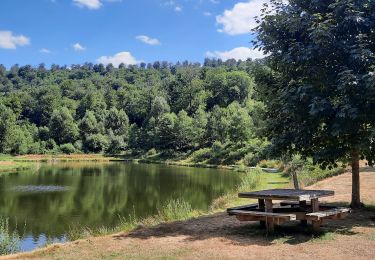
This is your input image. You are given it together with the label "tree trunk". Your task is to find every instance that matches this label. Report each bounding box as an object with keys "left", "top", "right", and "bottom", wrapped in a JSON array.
[
  {"left": 351, "top": 150, "right": 361, "bottom": 208},
  {"left": 292, "top": 171, "right": 300, "bottom": 190}
]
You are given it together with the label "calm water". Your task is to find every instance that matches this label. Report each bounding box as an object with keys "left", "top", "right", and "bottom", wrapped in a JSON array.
[{"left": 0, "top": 162, "right": 240, "bottom": 251}]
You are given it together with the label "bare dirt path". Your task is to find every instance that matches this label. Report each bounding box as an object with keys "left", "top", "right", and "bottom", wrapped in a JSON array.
[{"left": 5, "top": 170, "right": 375, "bottom": 260}]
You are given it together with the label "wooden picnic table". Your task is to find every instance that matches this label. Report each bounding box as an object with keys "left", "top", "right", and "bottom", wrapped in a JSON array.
[{"left": 228, "top": 189, "right": 350, "bottom": 233}]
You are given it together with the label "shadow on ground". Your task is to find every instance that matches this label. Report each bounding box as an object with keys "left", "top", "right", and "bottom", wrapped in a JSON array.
[{"left": 113, "top": 203, "right": 375, "bottom": 247}]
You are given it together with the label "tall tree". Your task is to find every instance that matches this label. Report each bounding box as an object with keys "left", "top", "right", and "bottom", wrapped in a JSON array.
[
  {"left": 254, "top": 0, "right": 375, "bottom": 208},
  {"left": 49, "top": 107, "right": 79, "bottom": 145}
]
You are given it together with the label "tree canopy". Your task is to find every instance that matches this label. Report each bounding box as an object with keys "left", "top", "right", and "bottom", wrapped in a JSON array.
[
  {"left": 253, "top": 0, "right": 375, "bottom": 207},
  {"left": 0, "top": 59, "right": 266, "bottom": 165}
]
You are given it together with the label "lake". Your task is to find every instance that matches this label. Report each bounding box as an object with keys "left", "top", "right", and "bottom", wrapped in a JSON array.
[{"left": 0, "top": 162, "right": 241, "bottom": 252}]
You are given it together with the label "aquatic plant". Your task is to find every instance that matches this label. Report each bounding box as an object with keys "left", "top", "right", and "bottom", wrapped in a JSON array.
[{"left": 0, "top": 218, "right": 21, "bottom": 255}]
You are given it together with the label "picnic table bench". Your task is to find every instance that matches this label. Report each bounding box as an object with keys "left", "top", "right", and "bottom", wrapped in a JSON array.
[{"left": 227, "top": 189, "right": 350, "bottom": 233}]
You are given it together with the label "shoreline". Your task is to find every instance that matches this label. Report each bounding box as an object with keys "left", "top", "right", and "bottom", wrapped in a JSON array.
[{"left": 0, "top": 154, "right": 280, "bottom": 174}]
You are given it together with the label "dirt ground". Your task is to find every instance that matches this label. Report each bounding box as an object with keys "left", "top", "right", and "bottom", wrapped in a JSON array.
[{"left": 5, "top": 168, "right": 375, "bottom": 260}]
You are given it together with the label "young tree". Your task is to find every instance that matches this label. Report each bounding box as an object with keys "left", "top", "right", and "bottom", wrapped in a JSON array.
[
  {"left": 49, "top": 107, "right": 79, "bottom": 145},
  {"left": 0, "top": 104, "right": 16, "bottom": 153},
  {"left": 254, "top": 0, "right": 375, "bottom": 208}
]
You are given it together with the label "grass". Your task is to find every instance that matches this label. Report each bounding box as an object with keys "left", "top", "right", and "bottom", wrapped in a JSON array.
[
  {"left": 0, "top": 218, "right": 21, "bottom": 255},
  {"left": 67, "top": 199, "right": 199, "bottom": 241}
]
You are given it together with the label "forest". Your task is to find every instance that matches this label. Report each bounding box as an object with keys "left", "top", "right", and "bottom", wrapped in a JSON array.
[{"left": 0, "top": 59, "right": 268, "bottom": 166}]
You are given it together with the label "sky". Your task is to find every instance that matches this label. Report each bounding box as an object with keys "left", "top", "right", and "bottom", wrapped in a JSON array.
[{"left": 0, "top": 0, "right": 267, "bottom": 68}]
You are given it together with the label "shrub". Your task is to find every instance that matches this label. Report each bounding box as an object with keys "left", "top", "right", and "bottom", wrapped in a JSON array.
[
  {"left": 190, "top": 148, "right": 211, "bottom": 163},
  {"left": 284, "top": 155, "right": 345, "bottom": 187},
  {"left": 84, "top": 134, "right": 109, "bottom": 153},
  {"left": 257, "top": 160, "right": 284, "bottom": 170},
  {"left": 60, "top": 143, "right": 76, "bottom": 154},
  {"left": 106, "top": 135, "right": 126, "bottom": 154},
  {"left": 243, "top": 152, "right": 259, "bottom": 166},
  {"left": 146, "top": 148, "right": 157, "bottom": 157}
]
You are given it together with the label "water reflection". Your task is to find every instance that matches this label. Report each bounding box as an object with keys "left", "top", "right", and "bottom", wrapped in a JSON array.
[{"left": 0, "top": 162, "right": 240, "bottom": 251}]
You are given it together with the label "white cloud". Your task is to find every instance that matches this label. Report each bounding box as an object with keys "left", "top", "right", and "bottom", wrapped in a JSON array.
[
  {"left": 216, "top": 0, "right": 267, "bottom": 35},
  {"left": 73, "top": 0, "right": 102, "bottom": 9},
  {"left": 164, "top": 1, "right": 182, "bottom": 12},
  {"left": 39, "top": 48, "right": 51, "bottom": 54},
  {"left": 210, "top": 0, "right": 220, "bottom": 3},
  {"left": 206, "top": 47, "right": 265, "bottom": 61},
  {"left": 203, "top": 11, "right": 212, "bottom": 16},
  {"left": 136, "top": 35, "right": 161, "bottom": 45},
  {"left": 73, "top": 42, "right": 86, "bottom": 51},
  {"left": 0, "top": 31, "right": 30, "bottom": 49},
  {"left": 97, "top": 51, "right": 141, "bottom": 67}
]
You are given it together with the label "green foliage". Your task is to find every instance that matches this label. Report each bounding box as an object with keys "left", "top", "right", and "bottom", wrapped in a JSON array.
[
  {"left": 243, "top": 152, "right": 260, "bottom": 167},
  {"left": 254, "top": 0, "right": 375, "bottom": 166},
  {"left": 0, "top": 104, "right": 16, "bottom": 153},
  {"left": 60, "top": 143, "right": 76, "bottom": 154},
  {"left": 190, "top": 148, "right": 212, "bottom": 163},
  {"left": 284, "top": 156, "right": 345, "bottom": 187},
  {"left": 0, "top": 60, "right": 262, "bottom": 158},
  {"left": 0, "top": 218, "right": 21, "bottom": 255},
  {"left": 49, "top": 107, "right": 79, "bottom": 145},
  {"left": 84, "top": 134, "right": 109, "bottom": 153},
  {"left": 106, "top": 130, "right": 126, "bottom": 154}
]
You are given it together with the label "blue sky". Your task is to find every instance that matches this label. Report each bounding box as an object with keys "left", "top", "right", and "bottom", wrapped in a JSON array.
[{"left": 0, "top": 0, "right": 266, "bottom": 68}]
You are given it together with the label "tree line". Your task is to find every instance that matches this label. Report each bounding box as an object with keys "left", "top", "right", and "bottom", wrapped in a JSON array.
[{"left": 0, "top": 59, "right": 267, "bottom": 164}]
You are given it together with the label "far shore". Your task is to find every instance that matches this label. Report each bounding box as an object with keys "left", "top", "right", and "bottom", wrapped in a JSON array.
[{"left": 0, "top": 154, "right": 278, "bottom": 174}]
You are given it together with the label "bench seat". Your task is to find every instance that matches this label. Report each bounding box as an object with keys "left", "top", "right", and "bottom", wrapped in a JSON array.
[
  {"left": 229, "top": 209, "right": 297, "bottom": 221},
  {"left": 226, "top": 203, "right": 259, "bottom": 215},
  {"left": 306, "top": 207, "right": 351, "bottom": 220}
]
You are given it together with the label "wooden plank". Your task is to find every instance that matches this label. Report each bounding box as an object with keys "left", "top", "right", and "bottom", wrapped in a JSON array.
[
  {"left": 227, "top": 203, "right": 258, "bottom": 215},
  {"left": 306, "top": 208, "right": 351, "bottom": 220},
  {"left": 229, "top": 210, "right": 297, "bottom": 220},
  {"left": 280, "top": 201, "right": 339, "bottom": 210},
  {"left": 239, "top": 189, "right": 334, "bottom": 201}
]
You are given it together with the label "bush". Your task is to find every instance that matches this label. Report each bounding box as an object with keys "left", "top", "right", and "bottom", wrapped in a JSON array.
[
  {"left": 146, "top": 148, "right": 157, "bottom": 157},
  {"left": 0, "top": 218, "right": 21, "bottom": 255},
  {"left": 243, "top": 152, "right": 259, "bottom": 166},
  {"left": 84, "top": 134, "right": 109, "bottom": 153},
  {"left": 74, "top": 140, "right": 83, "bottom": 151},
  {"left": 284, "top": 155, "right": 345, "bottom": 187},
  {"left": 257, "top": 160, "right": 284, "bottom": 170},
  {"left": 60, "top": 143, "right": 76, "bottom": 154},
  {"left": 106, "top": 135, "right": 126, "bottom": 154},
  {"left": 190, "top": 148, "right": 212, "bottom": 162}
]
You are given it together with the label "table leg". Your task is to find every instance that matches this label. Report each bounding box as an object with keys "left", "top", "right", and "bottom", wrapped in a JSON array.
[
  {"left": 311, "top": 198, "right": 319, "bottom": 212},
  {"left": 265, "top": 199, "right": 274, "bottom": 233},
  {"left": 258, "top": 199, "right": 266, "bottom": 228},
  {"left": 311, "top": 198, "right": 321, "bottom": 231},
  {"left": 299, "top": 200, "right": 307, "bottom": 226}
]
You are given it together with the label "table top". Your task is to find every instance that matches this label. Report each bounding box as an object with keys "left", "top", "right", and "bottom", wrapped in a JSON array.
[{"left": 238, "top": 189, "right": 334, "bottom": 201}]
